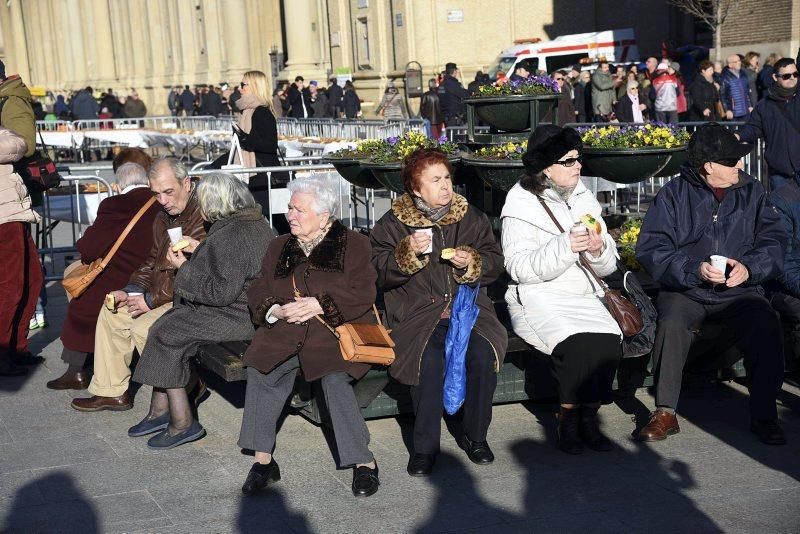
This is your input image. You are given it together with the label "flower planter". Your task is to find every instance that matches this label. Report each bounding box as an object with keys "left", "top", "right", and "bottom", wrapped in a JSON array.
[
  {"left": 464, "top": 94, "right": 562, "bottom": 135},
  {"left": 323, "top": 157, "right": 383, "bottom": 189},
  {"left": 363, "top": 157, "right": 461, "bottom": 194},
  {"left": 580, "top": 146, "right": 687, "bottom": 184},
  {"left": 653, "top": 148, "right": 688, "bottom": 178},
  {"left": 460, "top": 156, "right": 525, "bottom": 192}
]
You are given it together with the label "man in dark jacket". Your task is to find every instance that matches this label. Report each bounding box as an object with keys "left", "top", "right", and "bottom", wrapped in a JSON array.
[
  {"left": 737, "top": 58, "right": 800, "bottom": 190},
  {"left": 326, "top": 77, "right": 344, "bottom": 118},
  {"left": 47, "top": 161, "right": 159, "bottom": 390},
  {"left": 70, "top": 87, "right": 99, "bottom": 120},
  {"left": 635, "top": 123, "right": 788, "bottom": 446},
  {"left": 180, "top": 86, "right": 195, "bottom": 116},
  {"left": 71, "top": 158, "right": 206, "bottom": 412},
  {"left": 437, "top": 62, "right": 469, "bottom": 127},
  {"left": 287, "top": 76, "right": 313, "bottom": 118},
  {"left": 420, "top": 79, "right": 443, "bottom": 138},
  {"left": 720, "top": 54, "right": 753, "bottom": 120}
]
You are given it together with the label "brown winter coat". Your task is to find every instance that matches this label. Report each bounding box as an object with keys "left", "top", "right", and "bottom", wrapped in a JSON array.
[
  {"left": 126, "top": 187, "right": 206, "bottom": 308},
  {"left": 370, "top": 193, "right": 508, "bottom": 386},
  {"left": 244, "top": 221, "right": 377, "bottom": 381},
  {"left": 61, "top": 187, "right": 159, "bottom": 352}
]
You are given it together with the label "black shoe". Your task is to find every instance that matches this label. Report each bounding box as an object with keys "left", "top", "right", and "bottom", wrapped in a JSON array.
[
  {"left": 557, "top": 407, "right": 584, "bottom": 455},
  {"left": 352, "top": 463, "right": 379, "bottom": 497},
  {"left": 579, "top": 406, "right": 614, "bottom": 452},
  {"left": 146, "top": 421, "right": 206, "bottom": 450},
  {"left": 750, "top": 420, "right": 787, "bottom": 445},
  {"left": 459, "top": 436, "right": 495, "bottom": 465},
  {"left": 407, "top": 453, "right": 435, "bottom": 477},
  {"left": 241, "top": 460, "right": 281, "bottom": 495},
  {"left": 128, "top": 413, "right": 170, "bottom": 437}
]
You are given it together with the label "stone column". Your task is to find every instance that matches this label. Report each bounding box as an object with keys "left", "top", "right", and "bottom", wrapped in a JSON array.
[
  {"left": 88, "top": 0, "right": 117, "bottom": 85},
  {"left": 281, "top": 0, "right": 324, "bottom": 76},
  {"left": 0, "top": 2, "right": 31, "bottom": 81},
  {"left": 220, "top": 0, "right": 252, "bottom": 75}
]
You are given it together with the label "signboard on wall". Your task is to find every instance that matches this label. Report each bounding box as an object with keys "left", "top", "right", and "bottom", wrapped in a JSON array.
[{"left": 447, "top": 10, "right": 464, "bottom": 23}]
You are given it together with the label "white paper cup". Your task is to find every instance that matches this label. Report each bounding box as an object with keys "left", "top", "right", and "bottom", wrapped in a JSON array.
[
  {"left": 127, "top": 292, "right": 143, "bottom": 297},
  {"left": 710, "top": 255, "right": 728, "bottom": 275},
  {"left": 167, "top": 227, "right": 183, "bottom": 245},
  {"left": 570, "top": 223, "right": 588, "bottom": 235},
  {"left": 415, "top": 228, "right": 433, "bottom": 254}
]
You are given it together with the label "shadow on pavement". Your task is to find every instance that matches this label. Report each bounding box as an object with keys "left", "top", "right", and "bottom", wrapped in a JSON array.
[{"left": 1, "top": 472, "right": 99, "bottom": 533}]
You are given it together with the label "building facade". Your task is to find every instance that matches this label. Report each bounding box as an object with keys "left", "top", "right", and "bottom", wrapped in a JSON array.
[{"left": 1, "top": 0, "right": 797, "bottom": 117}]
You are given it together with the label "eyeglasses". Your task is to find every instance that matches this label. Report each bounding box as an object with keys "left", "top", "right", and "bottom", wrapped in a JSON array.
[
  {"left": 554, "top": 156, "right": 581, "bottom": 167},
  {"left": 240, "top": 82, "right": 248, "bottom": 88},
  {"left": 714, "top": 158, "right": 740, "bottom": 167},
  {"left": 777, "top": 72, "right": 799, "bottom": 80},
  {"left": 554, "top": 77, "right": 564, "bottom": 81}
]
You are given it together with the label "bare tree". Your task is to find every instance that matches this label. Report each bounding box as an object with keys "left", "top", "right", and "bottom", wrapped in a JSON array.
[{"left": 668, "top": 0, "right": 734, "bottom": 62}]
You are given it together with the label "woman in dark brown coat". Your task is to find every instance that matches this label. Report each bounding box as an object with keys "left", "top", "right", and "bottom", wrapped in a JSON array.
[
  {"left": 47, "top": 162, "right": 159, "bottom": 390},
  {"left": 370, "top": 148, "right": 508, "bottom": 477},
  {"left": 238, "top": 175, "right": 381, "bottom": 498}
]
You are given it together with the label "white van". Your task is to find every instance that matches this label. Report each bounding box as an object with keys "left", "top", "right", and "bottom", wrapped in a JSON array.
[{"left": 487, "top": 28, "right": 640, "bottom": 78}]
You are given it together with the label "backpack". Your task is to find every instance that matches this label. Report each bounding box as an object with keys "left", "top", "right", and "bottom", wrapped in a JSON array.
[{"left": 0, "top": 96, "right": 62, "bottom": 195}]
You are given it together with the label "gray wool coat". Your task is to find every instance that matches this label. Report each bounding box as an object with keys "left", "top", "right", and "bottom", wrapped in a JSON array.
[{"left": 133, "top": 207, "right": 276, "bottom": 389}]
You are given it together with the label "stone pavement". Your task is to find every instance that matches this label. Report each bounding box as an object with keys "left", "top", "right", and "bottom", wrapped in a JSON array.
[{"left": 1, "top": 283, "right": 799, "bottom": 533}]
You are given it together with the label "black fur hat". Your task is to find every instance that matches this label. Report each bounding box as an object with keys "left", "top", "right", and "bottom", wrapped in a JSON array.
[{"left": 522, "top": 125, "right": 583, "bottom": 176}]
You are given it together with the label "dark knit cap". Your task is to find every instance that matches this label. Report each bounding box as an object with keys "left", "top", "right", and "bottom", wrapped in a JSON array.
[{"left": 522, "top": 125, "right": 583, "bottom": 175}]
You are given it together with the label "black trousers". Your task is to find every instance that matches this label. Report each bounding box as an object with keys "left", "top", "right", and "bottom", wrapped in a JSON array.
[
  {"left": 550, "top": 333, "right": 622, "bottom": 405},
  {"left": 652, "top": 291, "right": 784, "bottom": 420},
  {"left": 410, "top": 323, "right": 497, "bottom": 454},
  {"left": 61, "top": 348, "right": 91, "bottom": 367}
]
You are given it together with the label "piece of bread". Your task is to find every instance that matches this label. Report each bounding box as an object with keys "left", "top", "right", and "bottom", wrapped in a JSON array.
[
  {"left": 104, "top": 293, "right": 115, "bottom": 310},
  {"left": 441, "top": 248, "right": 457, "bottom": 260},
  {"left": 171, "top": 239, "right": 190, "bottom": 252},
  {"left": 580, "top": 214, "right": 602, "bottom": 234}
]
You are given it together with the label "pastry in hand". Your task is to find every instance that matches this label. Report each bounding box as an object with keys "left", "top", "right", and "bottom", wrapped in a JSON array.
[
  {"left": 441, "top": 248, "right": 457, "bottom": 260},
  {"left": 104, "top": 293, "right": 116, "bottom": 311},
  {"left": 580, "top": 214, "right": 602, "bottom": 234},
  {"left": 171, "top": 239, "right": 190, "bottom": 252}
]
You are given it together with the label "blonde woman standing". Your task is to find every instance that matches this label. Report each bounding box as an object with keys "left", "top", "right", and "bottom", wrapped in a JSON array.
[{"left": 234, "top": 70, "right": 289, "bottom": 233}]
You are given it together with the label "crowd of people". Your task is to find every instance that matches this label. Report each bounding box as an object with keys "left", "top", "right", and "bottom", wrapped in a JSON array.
[{"left": 1, "top": 54, "right": 799, "bottom": 501}]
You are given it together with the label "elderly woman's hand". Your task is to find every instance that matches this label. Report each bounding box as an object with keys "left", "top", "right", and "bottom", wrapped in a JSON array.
[
  {"left": 410, "top": 231, "right": 432, "bottom": 255},
  {"left": 569, "top": 230, "right": 590, "bottom": 253},
  {"left": 586, "top": 230, "right": 605, "bottom": 258},
  {"left": 449, "top": 249, "right": 473, "bottom": 270},
  {"left": 281, "top": 297, "right": 324, "bottom": 323},
  {"left": 166, "top": 247, "right": 187, "bottom": 268},
  {"left": 182, "top": 236, "right": 201, "bottom": 253}
]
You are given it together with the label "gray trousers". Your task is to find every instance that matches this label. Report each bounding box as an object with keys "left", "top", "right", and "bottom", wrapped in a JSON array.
[{"left": 238, "top": 356, "right": 373, "bottom": 467}]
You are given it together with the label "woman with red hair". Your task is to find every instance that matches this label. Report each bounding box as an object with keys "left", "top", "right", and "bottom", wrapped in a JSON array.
[{"left": 370, "top": 148, "right": 508, "bottom": 477}]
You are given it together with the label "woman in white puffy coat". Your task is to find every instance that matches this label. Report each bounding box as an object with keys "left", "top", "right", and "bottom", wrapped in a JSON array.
[{"left": 501, "top": 125, "right": 622, "bottom": 455}]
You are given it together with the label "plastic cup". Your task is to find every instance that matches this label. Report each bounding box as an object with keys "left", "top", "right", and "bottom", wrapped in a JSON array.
[
  {"left": 167, "top": 227, "right": 183, "bottom": 245},
  {"left": 415, "top": 228, "right": 433, "bottom": 254},
  {"left": 710, "top": 255, "right": 728, "bottom": 275}
]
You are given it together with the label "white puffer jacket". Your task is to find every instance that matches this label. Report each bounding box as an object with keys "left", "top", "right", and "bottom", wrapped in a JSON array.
[
  {"left": 501, "top": 181, "right": 621, "bottom": 355},
  {"left": 0, "top": 127, "right": 39, "bottom": 225}
]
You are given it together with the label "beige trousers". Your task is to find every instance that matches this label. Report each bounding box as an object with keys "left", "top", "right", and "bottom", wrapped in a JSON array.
[{"left": 88, "top": 303, "right": 172, "bottom": 397}]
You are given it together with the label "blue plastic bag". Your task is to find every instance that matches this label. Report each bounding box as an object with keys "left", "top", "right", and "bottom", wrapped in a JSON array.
[{"left": 443, "top": 283, "right": 481, "bottom": 415}]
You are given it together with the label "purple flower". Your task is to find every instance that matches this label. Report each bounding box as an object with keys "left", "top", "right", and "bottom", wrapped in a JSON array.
[
  {"left": 387, "top": 136, "right": 399, "bottom": 146},
  {"left": 438, "top": 134, "right": 448, "bottom": 144}
]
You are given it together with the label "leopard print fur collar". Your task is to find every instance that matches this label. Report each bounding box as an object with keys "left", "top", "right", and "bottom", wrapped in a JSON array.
[{"left": 391, "top": 193, "right": 468, "bottom": 228}]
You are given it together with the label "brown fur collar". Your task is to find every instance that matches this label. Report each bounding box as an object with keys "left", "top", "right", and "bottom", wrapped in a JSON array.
[
  {"left": 391, "top": 193, "right": 468, "bottom": 228},
  {"left": 274, "top": 220, "right": 348, "bottom": 278}
]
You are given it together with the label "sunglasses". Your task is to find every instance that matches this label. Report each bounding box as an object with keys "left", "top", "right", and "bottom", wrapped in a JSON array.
[
  {"left": 714, "top": 158, "right": 740, "bottom": 167},
  {"left": 240, "top": 82, "right": 248, "bottom": 88},
  {"left": 777, "top": 72, "right": 799, "bottom": 80},
  {"left": 554, "top": 156, "right": 581, "bottom": 167}
]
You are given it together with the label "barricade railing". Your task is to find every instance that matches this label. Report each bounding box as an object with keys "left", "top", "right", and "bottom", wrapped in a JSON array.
[{"left": 35, "top": 174, "right": 115, "bottom": 281}]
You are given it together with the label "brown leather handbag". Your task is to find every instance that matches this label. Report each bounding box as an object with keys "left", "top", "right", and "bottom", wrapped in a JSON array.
[
  {"left": 537, "top": 196, "right": 643, "bottom": 337},
  {"left": 62, "top": 196, "right": 157, "bottom": 299},
  {"left": 292, "top": 275, "right": 396, "bottom": 365}
]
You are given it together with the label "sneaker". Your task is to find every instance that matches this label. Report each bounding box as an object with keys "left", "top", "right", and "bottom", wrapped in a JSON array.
[
  {"left": 29, "top": 317, "right": 41, "bottom": 330},
  {"left": 36, "top": 314, "right": 48, "bottom": 328}
]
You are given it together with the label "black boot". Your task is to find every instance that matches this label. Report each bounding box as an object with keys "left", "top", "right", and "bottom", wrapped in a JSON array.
[
  {"left": 242, "top": 460, "right": 281, "bottom": 495},
  {"left": 579, "top": 405, "right": 613, "bottom": 451},
  {"left": 557, "top": 407, "right": 583, "bottom": 455}
]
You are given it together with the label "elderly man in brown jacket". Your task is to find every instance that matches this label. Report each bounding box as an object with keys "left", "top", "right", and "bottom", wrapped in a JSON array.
[{"left": 72, "top": 158, "right": 206, "bottom": 411}]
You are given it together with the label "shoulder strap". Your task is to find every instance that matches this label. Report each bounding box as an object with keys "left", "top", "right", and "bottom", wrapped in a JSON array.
[
  {"left": 100, "top": 196, "right": 158, "bottom": 268},
  {"left": 773, "top": 99, "right": 800, "bottom": 137},
  {"left": 535, "top": 195, "right": 609, "bottom": 290},
  {"left": 290, "top": 272, "right": 383, "bottom": 334}
]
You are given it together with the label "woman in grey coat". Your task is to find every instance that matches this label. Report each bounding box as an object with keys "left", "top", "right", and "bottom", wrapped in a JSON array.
[{"left": 129, "top": 172, "right": 275, "bottom": 450}]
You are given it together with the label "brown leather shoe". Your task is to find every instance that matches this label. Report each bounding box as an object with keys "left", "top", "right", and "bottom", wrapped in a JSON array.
[
  {"left": 47, "top": 370, "right": 91, "bottom": 390},
  {"left": 636, "top": 409, "right": 680, "bottom": 441},
  {"left": 71, "top": 392, "right": 132, "bottom": 412}
]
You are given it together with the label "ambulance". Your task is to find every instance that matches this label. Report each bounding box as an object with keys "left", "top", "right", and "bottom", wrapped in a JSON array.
[{"left": 487, "top": 28, "right": 640, "bottom": 78}]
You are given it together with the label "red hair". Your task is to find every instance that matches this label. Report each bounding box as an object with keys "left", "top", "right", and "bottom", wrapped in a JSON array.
[{"left": 401, "top": 148, "right": 453, "bottom": 194}]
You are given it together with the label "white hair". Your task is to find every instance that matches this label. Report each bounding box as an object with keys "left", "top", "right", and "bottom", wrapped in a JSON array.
[
  {"left": 112, "top": 162, "right": 148, "bottom": 189},
  {"left": 196, "top": 172, "right": 257, "bottom": 222},
  {"left": 148, "top": 156, "right": 188, "bottom": 182},
  {"left": 286, "top": 175, "right": 339, "bottom": 218}
]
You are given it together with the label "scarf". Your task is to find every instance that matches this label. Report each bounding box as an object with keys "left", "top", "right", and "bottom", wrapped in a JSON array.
[
  {"left": 546, "top": 178, "right": 577, "bottom": 203},
  {"left": 236, "top": 94, "right": 267, "bottom": 174},
  {"left": 297, "top": 223, "right": 331, "bottom": 257},
  {"left": 769, "top": 83, "right": 797, "bottom": 101},
  {"left": 412, "top": 195, "right": 452, "bottom": 223}
]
